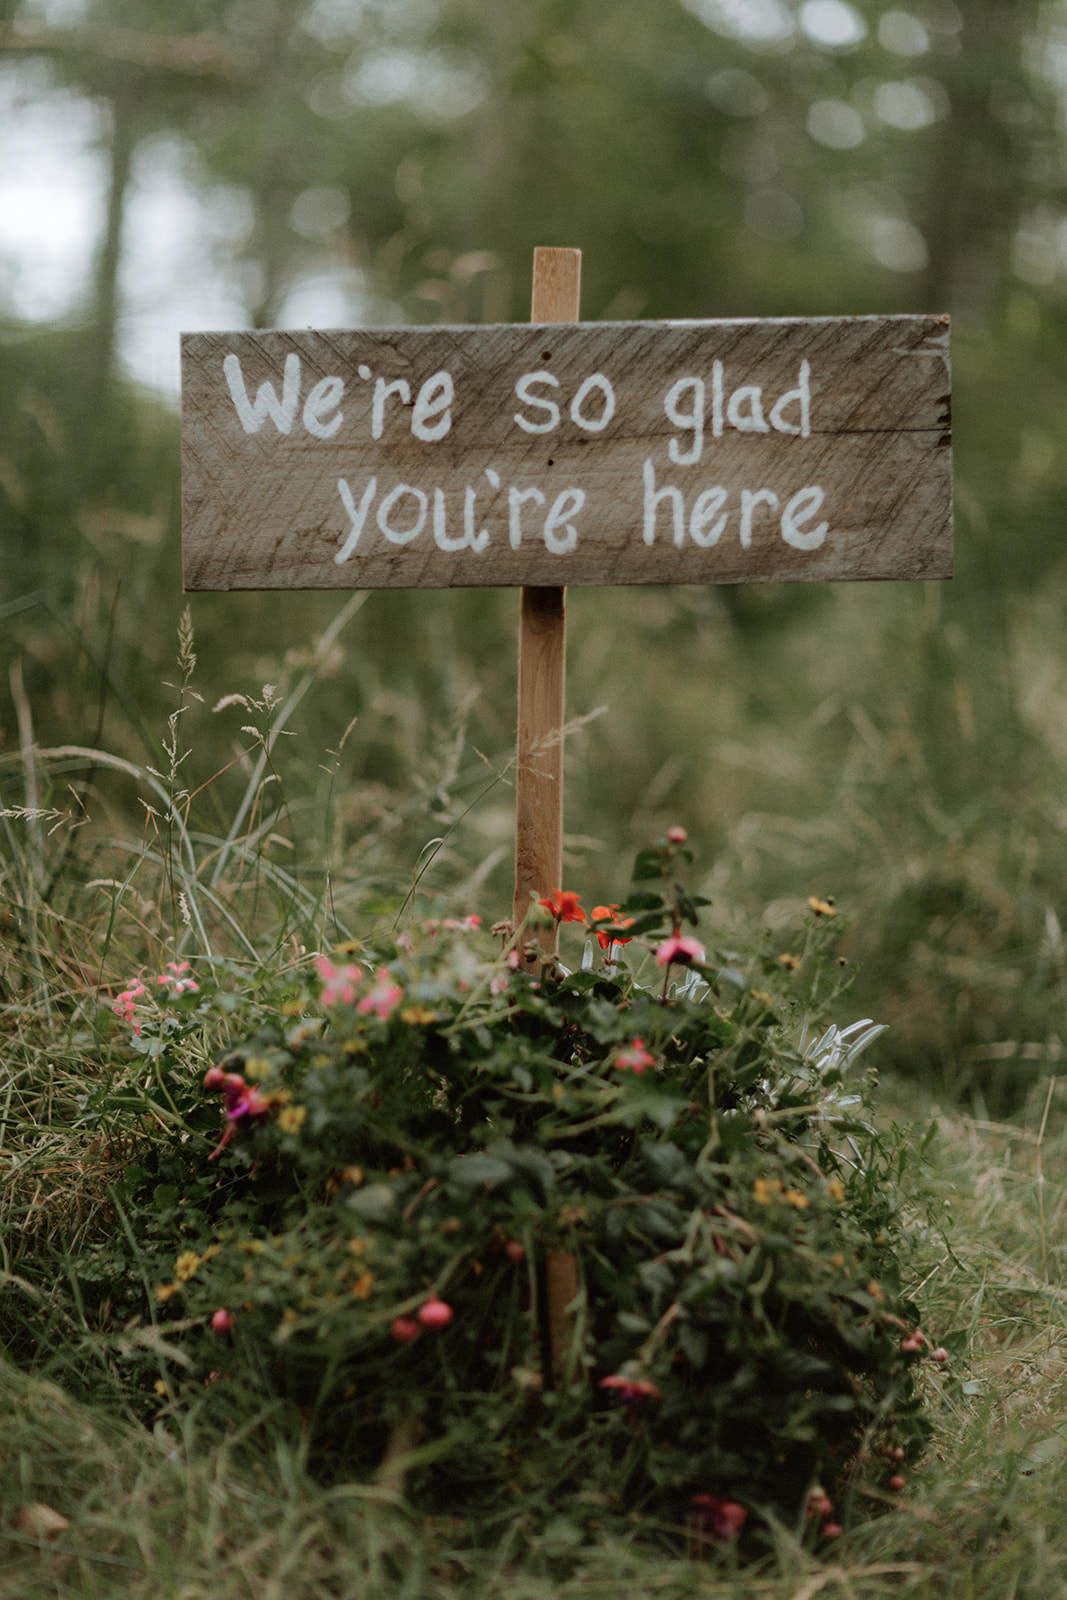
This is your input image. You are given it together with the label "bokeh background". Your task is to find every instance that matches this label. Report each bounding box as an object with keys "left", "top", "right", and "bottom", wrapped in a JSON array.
[{"left": 3, "top": 0, "right": 1067, "bottom": 1108}]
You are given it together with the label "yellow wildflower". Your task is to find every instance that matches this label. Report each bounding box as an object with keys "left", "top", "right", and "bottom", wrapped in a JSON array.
[
  {"left": 866, "top": 1280, "right": 884, "bottom": 1302},
  {"left": 242, "top": 1056, "right": 274, "bottom": 1080},
  {"left": 153, "top": 1378, "right": 171, "bottom": 1398},
  {"left": 777, "top": 952, "right": 801, "bottom": 971},
  {"left": 174, "top": 1250, "right": 201, "bottom": 1282},
  {"left": 351, "top": 1271, "right": 375, "bottom": 1300},
  {"left": 753, "top": 1177, "right": 783, "bottom": 1204},
  {"left": 342, "top": 1165, "right": 364, "bottom": 1187},
  {"left": 785, "top": 1188, "right": 809, "bottom": 1209},
  {"left": 278, "top": 1104, "right": 307, "bottom": 1134},
  {"left": 807, "top": 896, "right": 836, "bottom": 917},
  {"left": 155, "top": 1282, "right": 180, "bottom": 1303},
  {"left": 348, "top": 1236, "right": 369, "bottom": 1256},
  {"left": 827, "top": 1177, "right": 846, "bottom": 1201},
  {"left": 400, "top": 1005, "right": 438, "bottom": 1025}
]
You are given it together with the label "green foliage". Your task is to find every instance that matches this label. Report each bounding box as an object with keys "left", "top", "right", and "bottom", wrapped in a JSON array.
[{"left": 4, "top": 839, "right": 949, "bottom": 1555}]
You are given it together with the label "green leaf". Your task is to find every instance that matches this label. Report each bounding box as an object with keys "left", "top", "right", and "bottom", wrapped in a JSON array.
[
  {"left": 446, "top": 1153, "right": 513, "bottom": 1189},
  {"left": 632, "top": 849, "right": 666, "bottom": 882}
]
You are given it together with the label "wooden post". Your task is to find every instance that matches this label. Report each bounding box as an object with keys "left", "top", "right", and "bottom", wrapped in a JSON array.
[
  {"left": 512, "top": 247, "right": 581, "bottom": 966},
  {"left": 513, "top": 249, "right": 584, "bottom": 1388}
]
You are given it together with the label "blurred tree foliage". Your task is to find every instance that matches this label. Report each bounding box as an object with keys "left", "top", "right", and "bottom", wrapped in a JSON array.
[{"left": 3, "top": 0, "right": 1067, "bottom": 1104}]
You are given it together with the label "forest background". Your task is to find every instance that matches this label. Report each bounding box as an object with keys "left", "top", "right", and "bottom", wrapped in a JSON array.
[
  {"left": 7, "top": 0, "right": 1067, "bottom": 1108},
  {"left": 6, "top": 0, "right": 1067, "bottom": 1109}
]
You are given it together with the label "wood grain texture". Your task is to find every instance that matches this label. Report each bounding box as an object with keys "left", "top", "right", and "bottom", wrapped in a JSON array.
[{"left": 181, "top": 315, "right": 951, "bottom": 591}]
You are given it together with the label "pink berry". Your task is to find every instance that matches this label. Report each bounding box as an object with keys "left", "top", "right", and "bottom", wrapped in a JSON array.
[
  {"left": 389, "top": 1316, "right": 421, "bottom": 1344},
  {"left": 210, "top": 1308, "right": 234, "bottom": 1334},
  {"left": 505, "top": 1239, "right": 525, "bottom": 1264},
  {"left": 417, "top": 1296, "right": 453, "bottom": 1330},
  {"left": 930, "top": 1346, "right": 949, "bottom": 1363},
  {"left": 822, "top": 1521, "right": 843, "bottom": 1540},
  {"left": 203, "top": 1066, "right": 226, "bottom": 1090},
  {"left": 888, "top": 1474, "right": 906, "bottom": 1492},
  {"left": 667, "top": 826, "right": 688, "bottom": 844}
]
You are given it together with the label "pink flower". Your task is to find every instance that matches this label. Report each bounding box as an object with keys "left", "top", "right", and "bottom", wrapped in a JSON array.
[
  {"left": 615, "top": 1037, "right": 655, "bottom": 1074},
  {"left": 358, "top": 968, "right": 403, "bottom": 1020},
  {"left": 112, "top": 979, "right": 147, "bottom": 1035},
  {"left": 655, "top": 934, "right": 706, "bottom": 968},
  {"left": 599, "top": 1373, "right": 662, "bottom": 1405},
  {"left": 417, "top": 1296, "right": 453, "bottom": 1330},
  {"left": 443, "top": 915, "right": 482, "bottom": 932},
  {"left": 210, "top": 1308, "right": 235, "bottom": 1334},
  {"left": 490, "top": 973, "right": 509, "bottom": 996},
  {"left": 689, "top": 1492, "right": 747, "bottom": 1541},
  {"left": 158, "top": 960, "right": 200, "bottom": 997},
  {"left": 315, "top": 955, "right": 361, "bottom": 1007}
]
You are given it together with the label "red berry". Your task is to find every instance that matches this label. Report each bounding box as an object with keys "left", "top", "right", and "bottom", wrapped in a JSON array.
[
  {"left": 417, "top": 1296, "right": 453, "bottom": 1330},
  {"left": 389, "top": 1316, "right": 420, "bottom": 1344},
  {"left": 210, "top": 1308, "right": 234, "bottom": 1334},
  {"left": 505, "top": 1239, "right": 525, "bottom": 1264},
  {"left": 888, "top": 1474, "right": 906, "bottom": 1492},
  {"left": 667, "top": 826, "right": 688, "bottom": 845}
]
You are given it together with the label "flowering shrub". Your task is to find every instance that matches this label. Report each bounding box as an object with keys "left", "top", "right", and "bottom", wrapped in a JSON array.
[{"left": 76, "top": 834, "right": 944, "bottom": 1551}]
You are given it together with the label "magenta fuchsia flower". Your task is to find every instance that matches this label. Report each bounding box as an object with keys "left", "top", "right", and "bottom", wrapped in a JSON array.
[
  {"left": 689, "top": 1492, "right": 747, "bottom": 1542},
  {"left": 203, "top": 1066, "right": 271, "bottom": 1160},
  {"left": 599, "top": 1373, "right": 662, "bottom": 1405},
  {"left": 315, "top": 955, "right": 361, "bottom": 1006},
  {"left": 655, "top": 934, "right": 706, "bottom": 968},
  {"left": 615, "top": 1037, "right": 655, "bottom": 1074},
  {"left": 358, "top": 968, "right": 403, "bottom": 1020}
]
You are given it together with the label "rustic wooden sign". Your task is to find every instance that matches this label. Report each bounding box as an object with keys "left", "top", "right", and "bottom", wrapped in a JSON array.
[{"left": 181, "top": 314, "right": 951, "bottom": 592}]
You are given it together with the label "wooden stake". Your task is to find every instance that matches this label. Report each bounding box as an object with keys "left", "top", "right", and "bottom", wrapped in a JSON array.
[{"left": 513, "top": 247, "right": 581, "bottom": 965}]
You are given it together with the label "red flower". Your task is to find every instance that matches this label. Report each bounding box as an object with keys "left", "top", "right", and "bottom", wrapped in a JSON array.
[
  {"left": 599, "top": 1373, "right": 662, "bottom": 1404},
  {"left": 655, "top": 934, "right": 706, "bottom": 968},
  {"left": 538, "top": 888, "right": 586, "bottom": 925},
  {"left": 591, "top": 905, "right": 634, "bottom": 950},
  {"left": 689, "top": 1492, "right": 747, "bottom": 1541}
]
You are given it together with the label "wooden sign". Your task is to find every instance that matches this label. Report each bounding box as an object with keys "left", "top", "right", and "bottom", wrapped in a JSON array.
[{"left": 181, "top": 314, "right": 951, "bottom": 592}]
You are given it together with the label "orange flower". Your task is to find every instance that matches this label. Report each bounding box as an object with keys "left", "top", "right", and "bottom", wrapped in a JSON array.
[
  {"left": 591, "top": 905, "right": 634, "bottom": 950},
  {"left": 538, "top": 888, "right": 586, "bottom": 924}
]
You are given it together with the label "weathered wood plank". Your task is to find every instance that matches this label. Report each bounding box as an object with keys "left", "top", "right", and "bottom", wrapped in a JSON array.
[{"left": 181, "top": 315, "right": 951, "bottom": 591}]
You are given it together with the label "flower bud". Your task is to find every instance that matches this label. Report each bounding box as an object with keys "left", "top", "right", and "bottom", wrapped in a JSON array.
[
  {"left": 210, "top": 1308, "right": 234, "bottom": 1334},
  {"left": 417, "top": 1296, "right": 453, "bottom": 1330},
  {"left": 389, "top": 1316, "right": 421, "bottom": 1344}
]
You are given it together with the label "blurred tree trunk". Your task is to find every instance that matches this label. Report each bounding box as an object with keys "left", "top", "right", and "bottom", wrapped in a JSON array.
[{"left": 90, "top": 86, "right": 136, "bottom": 401}]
